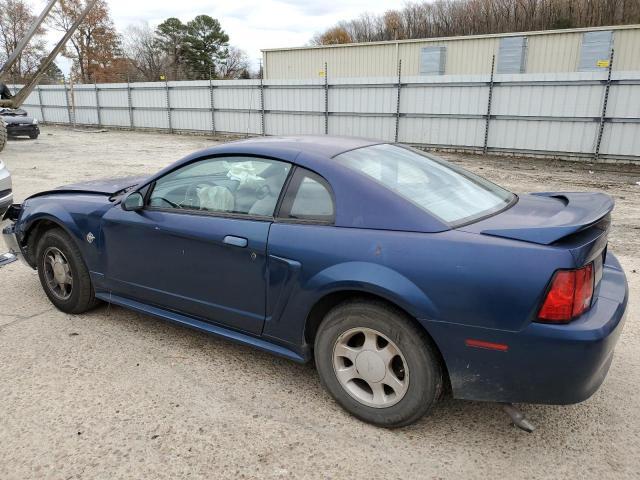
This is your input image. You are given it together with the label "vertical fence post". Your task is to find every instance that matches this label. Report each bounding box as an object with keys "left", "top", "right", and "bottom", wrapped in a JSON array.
[
  {"left": 69, "top": 75, "right": 77, "bottom": 128},
  {"left": 594, "top": 49, "right": 614, "bottom": 162},
  {"left": 259, "top": 65, "right": 265, "bottom": 136},
  {"left": 126, "top": 75, "right": 134, "bottom": 129},
  {"left": 395, "top": 59, "right": 402, "bottom": 143},
  {"left": 164, "top": 76, "right": 173, "bottom": 133},
  {"left": 482, "top": 55, "right": 496, "bottom": 155},
  {"left": 94, "top": 81, "right": 102, "bottom": 127},
  {"left": 324, "top": 62, "right": 329, "bottom": 135},
  {"left": 209, "top": 67, "right": 216, "bottom": 136},
  {"left": 37, "top": 85, "right": 46, "bottom": 124},
  {"left": 62, "top": 76, "right": 72, "bottom": 125}
]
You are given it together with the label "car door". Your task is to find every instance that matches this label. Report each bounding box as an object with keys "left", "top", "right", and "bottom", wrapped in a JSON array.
[{"left": 100, "top": 155, "right": 292, "bottom": 335}]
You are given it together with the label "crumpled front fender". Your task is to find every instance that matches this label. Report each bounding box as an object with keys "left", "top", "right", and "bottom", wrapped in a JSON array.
[{"left": 15, "top": 194, "right": 111, "bottom": 271}]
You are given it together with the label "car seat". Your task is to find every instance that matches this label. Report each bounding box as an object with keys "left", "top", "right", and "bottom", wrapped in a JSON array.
[{"left": 197, "top": 185, "right": 235, "bottom": 212}]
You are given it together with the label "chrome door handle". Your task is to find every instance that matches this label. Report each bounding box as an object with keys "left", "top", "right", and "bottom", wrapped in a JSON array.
[{"left": 223, "top": 235, "right": 248, "bottom": 248}]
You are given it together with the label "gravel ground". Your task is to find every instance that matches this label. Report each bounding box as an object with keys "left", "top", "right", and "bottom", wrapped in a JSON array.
[{"left": 1, "top": 126, "right": 639, "bottom": 480}]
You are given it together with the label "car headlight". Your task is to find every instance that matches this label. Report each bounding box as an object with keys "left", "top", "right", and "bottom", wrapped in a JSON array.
[{"left": 32, "top": 118, "right": 38, "bottom": 125}]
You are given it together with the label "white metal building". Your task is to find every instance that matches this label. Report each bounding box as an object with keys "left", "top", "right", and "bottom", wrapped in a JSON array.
[{"left": 262, "top": 25, "right": 640, "bottom": 79}]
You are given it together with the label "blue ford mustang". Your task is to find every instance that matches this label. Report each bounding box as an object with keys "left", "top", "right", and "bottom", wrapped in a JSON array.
[{"left": 2, "top": 136, "right": 628, "bottom": 427}]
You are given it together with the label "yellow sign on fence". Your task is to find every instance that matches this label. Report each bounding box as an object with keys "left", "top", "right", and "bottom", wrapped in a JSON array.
[{"left": 596, "top": 60, "right": 610, "bottom": 68}]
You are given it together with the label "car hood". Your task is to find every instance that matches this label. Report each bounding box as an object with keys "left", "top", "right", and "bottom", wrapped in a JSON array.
[
  {"left": 2, "top": 115, "right": 34, "bottom": 124},
  {"left": 460, "top": 192, "right": 614, "bottom": 245},
  {"left": 57, "top": 176, "right": 148, "bottom": 195},
  {"left": 24, "top": 176, "right": 148, "bottom": 201}
]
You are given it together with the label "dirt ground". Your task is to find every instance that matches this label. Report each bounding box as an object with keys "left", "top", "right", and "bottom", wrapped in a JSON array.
[{"left": 1, "top": 126, "right": 639, "bottom": 480}]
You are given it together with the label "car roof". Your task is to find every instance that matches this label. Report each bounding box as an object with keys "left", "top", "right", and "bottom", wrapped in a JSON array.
[
  {"left": 181, "top": 135, "right": 383, "bottom": 167},
  {"left": 227, "top": 135, "right": 382, "bottom": 158},
  {"left": 153, "top": 136, "right": 451, "bottom": 234}
]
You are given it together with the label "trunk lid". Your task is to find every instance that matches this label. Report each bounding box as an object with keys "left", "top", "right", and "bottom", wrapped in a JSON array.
[{"left": 461, "top": 191, "right": 613, "bottom": 266}]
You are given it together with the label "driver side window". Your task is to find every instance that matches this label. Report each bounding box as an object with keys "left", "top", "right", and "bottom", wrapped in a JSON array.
[{"left": 148, "top": 156, "right": 291, "bottom": 217}]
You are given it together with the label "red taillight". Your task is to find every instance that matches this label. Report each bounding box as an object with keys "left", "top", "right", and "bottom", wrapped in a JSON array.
[{"left": 538, "top": 263, "right": 594, "bottom": 323}]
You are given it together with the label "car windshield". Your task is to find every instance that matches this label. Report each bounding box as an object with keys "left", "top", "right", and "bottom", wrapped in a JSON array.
[
  {"left": 336, "top": 144, "right": 515, "bottom": 226},
  {"left": 0, "top": 109, "right": 24, "bottom": 116}
]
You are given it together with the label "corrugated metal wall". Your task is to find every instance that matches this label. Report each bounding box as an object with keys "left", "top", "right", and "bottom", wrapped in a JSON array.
[
  {"left": 263, "top": 26, "right": 640, "bottom": 79},
  {"left": 16, "top": 70, "right": 640, "bottom": 162}
]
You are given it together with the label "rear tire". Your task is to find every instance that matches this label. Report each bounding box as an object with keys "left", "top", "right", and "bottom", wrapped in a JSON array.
[
  {"left": 315, "top": 299, "right": 443, "bottom": 428},
  {"left": 29, "top": 132, "right": 38, "bottom": 139},
  {"left": 36, "top": 228, "right": 100, "bottom": 314}
]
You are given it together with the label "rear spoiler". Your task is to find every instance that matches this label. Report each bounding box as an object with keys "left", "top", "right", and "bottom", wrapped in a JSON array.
[{"left": 481, "top": 192, "right": 614, "bottom": 245}]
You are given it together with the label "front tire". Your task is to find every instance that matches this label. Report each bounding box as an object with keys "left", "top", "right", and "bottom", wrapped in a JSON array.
[
  {"left": 36, "top": 228, "right": 99, "bottom": 314},
  {"left": 315, "top": 300, "right": 443, "bottom": 428}
]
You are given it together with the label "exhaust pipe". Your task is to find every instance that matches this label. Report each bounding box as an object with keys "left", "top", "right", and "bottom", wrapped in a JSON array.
[{"left": 501, "top": 403, "right": 535, "bottom": 433}]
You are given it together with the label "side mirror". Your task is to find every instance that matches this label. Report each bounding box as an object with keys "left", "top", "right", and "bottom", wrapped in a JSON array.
[{"left": 122, "top": 192, "right": 144, "bottom": 211}]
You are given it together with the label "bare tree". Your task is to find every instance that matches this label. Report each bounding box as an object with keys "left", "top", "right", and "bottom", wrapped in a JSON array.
[
  {"left": 218, "top": 46, "right": 249, "bottom": 79},
  {"left": 0, "top": 0, "right": 47, "bottom": 80},
  {"left": 122, "top": 22, "right": 167, "bottom": 81},
  {"left": 310, "top": 26, "right": 353, "bottom": 45},
  {"left": 47, "top": 0, "right": 120, "bottom": 82},
  {"left": 311, "top": 0, "right": 640, "bottom": 45}
]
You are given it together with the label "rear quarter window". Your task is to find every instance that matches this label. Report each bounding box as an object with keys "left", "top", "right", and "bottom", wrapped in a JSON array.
[{"left": 278, "top": 169, "right": 334, "bottom": 223}]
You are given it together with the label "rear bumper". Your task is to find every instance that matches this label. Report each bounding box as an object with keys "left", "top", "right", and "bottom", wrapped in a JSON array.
[{"left": 426, "top": 252, "right": 628, "bottom": 405}]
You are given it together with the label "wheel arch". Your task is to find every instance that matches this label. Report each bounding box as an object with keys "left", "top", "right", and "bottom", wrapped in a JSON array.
[
  {"left": 21, "top": 215, "right": 82, "bottom": 268},
  {"left": 303, "top": 289, "right": 451, "bottom": 391}
]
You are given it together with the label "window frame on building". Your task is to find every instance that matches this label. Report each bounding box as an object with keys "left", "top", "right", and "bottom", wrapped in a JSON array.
[{"left": 419, "top": 46, "right": 447, "bottom": 76}]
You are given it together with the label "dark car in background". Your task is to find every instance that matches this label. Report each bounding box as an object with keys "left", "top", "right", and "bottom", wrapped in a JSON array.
[{"left": 0, "top": 108, "right": 39, "bottom": 139}]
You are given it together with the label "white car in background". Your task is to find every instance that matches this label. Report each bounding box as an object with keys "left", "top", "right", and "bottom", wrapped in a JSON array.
[{"left": 0, "top": 159, "right": 12, "bottom": 217}]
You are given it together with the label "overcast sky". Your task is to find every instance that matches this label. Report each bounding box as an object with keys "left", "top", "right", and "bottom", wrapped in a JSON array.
[{"left": 36, "top": 0, "right": 396, "bottom": 71}]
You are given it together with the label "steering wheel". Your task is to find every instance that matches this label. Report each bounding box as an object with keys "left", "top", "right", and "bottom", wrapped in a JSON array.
[
  {"left": 183, "top": 184, "right": 201, "bottom": 209},
  {"left": 182, "top": 181, "right": 217, "bottom": 209}
]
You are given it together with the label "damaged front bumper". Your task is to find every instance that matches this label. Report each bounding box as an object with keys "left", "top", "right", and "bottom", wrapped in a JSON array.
[
  {"left": 2, "top": 206, "right": 28, "bottom": 266},
  {"left": 2, "top": 221, "right": 23, "bottom": 260}
]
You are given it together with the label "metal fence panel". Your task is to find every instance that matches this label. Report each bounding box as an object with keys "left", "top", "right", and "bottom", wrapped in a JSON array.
[
  {"left": 264, "top": 86, "right": 323, "bottom": 113},
  {"left": 400, "top": 117, "right": 486, "bottom": 147},
  {"left": 265, "top": 112, "right": 323, "bottom": 136},
  {"left": 12, "top": 70, "right": 640, "bottom": 162},
  {"left": 329, "top": 116, "right": 396, "bottom": 142},
  {"left": 401, "top": 84, "right": 488, "bottom": 115},
  {"left": 102, "top": 108, "right": 130, "bottom": 127},
  {"left": 215, "top": 111, "right": 261, "bottom": 135},
  {"left": 132, "top": 109, "right": 168, "bottom": 130},
  {"left": 491, "top": 77, "right": 605, "bottom": 117},
  {"left": 489, "top": 119, "right": 599, "bottom": 154},
  {"left": 330, "top": 85, "right": 397, "bottom": 114},
  {"left": 601, "top": 123, "right": 640, "bottom": 157},
  {"left": 171, "top": 110, "right": 211, "bottom": 132}
]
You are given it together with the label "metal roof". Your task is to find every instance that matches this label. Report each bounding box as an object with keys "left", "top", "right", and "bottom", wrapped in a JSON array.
[{"left": 261, "top": 24, "right": 640, "bottom": 53}]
